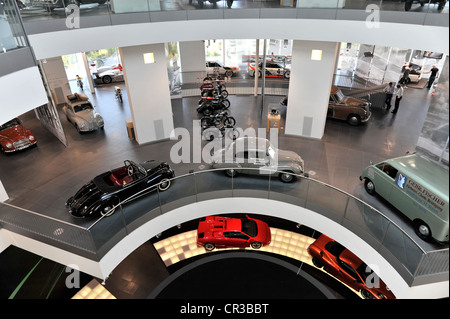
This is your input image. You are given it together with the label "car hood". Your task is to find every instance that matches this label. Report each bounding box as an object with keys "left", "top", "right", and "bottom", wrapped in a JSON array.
[
  {"left": 255, "top": 219, "right": 271, "bottom": 244},
  {"left": 67, "top": 181, "right": 104, "bottom": 217},
  {"left": 341, "top": 97, "right": 368, "bottom": 106},
  {"left": 74, "top": 109, "right": 99, "bottom": 122},
  {"left": 276, "top": 149, "right": 303, "bottom": 163},
  {"left": 0, "top": 125, "right": 28, "bottom": 141}
]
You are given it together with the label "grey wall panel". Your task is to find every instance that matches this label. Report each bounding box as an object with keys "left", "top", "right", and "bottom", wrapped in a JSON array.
[
  {"left": 224, "top": 8, "right": 260, "bottom": 19},
  {"left": 296, "top": 8, "right": 337, "bottom": 20},
  {"left": 149, "top": 10, "right": 188, "bottom": 22},
  {"left": 186, "top": 8, "right": 224, "bottom": 20},
  {"left": 260, "top": 8, "right": 297, "bottom": 19},
  {"left": 110, "top": 12, "right": 151, "bottom": 25},
  {"left": 0, "top": 47, "right": 36, "bottom": 78}
]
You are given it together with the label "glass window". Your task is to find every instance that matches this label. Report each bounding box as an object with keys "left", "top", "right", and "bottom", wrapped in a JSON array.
[{"left": 376, "top": 163, "right": 398, "bottom": 179}]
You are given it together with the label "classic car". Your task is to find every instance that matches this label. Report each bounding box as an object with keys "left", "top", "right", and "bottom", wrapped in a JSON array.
[
  {"left": 405, "top": 0, "right": 447, "bottom": 11},
  {"left": 42, "top": 0, "right": 107, "bottom": 11},
  {"left": 63, "top": 93, "right": 104, "bottom": 133},
  {"left": 328, "top": 86, "right": 372, "bottom": 125},
  {"left": 210, "top": 137, "right": 305, "bottom": 182},
  {"left": 205, "top": 61, "right": 240, "bottom": 78},
  {"left": 189, "top": 0, "right": 233, "bottom": 9},
  {"left": 197, "top": 215, "right": 271, "bottom": 251},
  {"left": 66, "top": 160, "right": 175, "bottom": 218},
  {"left": 0, "top": 118, "right": 37, "bottom": 154},
  {"left": 308, "top": 234, "right": 396, "bottom": 299},
  {"left": 248, "top": 61, "right": 291, "bottom": 79},
  {"left": 92, "top": 64, "right": 124, "bottom": 85}
]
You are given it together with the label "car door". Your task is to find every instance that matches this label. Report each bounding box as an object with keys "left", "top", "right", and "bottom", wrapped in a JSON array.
[
  {"left": 327, "top": 95, "right": 336, "bottom": 118},
  {"left": 372, "top": 163, "right": 397, "bottom": 200},
  {"left": 223, "top": 231, "right": 250, "bottom": 247}
]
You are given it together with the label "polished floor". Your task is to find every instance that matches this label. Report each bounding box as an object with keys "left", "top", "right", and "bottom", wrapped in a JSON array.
[{"left": 0, "top": 77, "right": 447, "bottom": 299}]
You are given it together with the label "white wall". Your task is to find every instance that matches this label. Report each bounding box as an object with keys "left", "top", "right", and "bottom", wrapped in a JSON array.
[
  {"left": 41, "top": 56, "right": 71, "bottom": 105},
  {"left": 28, "top": 19, "right": 449, "bottom": 61},
  {"left": 0, "top": 67, "right": 48, "bottom": 124},
  {"left": 285, "top": 40, "right": 339, "bottom": 139},
  {"left": 179, "top": 40, "right": 206, "bottom": 73},
  {"left": 120, "top": 43, "right": 174, "bottom": 144}
]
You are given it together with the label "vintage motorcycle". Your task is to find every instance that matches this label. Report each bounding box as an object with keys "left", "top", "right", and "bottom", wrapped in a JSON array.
[
  {"left": 115, "top": 86, "right": 123, "bottom": 103},
  {"left": 197, "top": 96, "right": 230, "bottom": 115},
  {"left": 201, "top": 111, "right": 236, "bottom": 129}
]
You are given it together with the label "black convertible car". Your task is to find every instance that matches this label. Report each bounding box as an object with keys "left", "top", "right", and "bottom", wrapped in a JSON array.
[{"left": 66, "top": 160, "right": 175, "bottom": 218}]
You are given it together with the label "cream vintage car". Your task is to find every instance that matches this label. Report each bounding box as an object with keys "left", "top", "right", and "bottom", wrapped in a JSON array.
[{"left": 63, "top": 93, "right": 104, "bottom": 133}]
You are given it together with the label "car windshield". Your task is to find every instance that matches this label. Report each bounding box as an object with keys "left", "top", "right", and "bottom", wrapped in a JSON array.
[
  {"left": 74, "top": 103, "right": 93, "bottom": 113},
  {"left": 241, "top": 219, "right": 258, "bottom": 237},
  {"left": 0, "top": 118, "right": 21, "bottom": 131},
  {"left": 334, "top": 90, "right": 345, "bottom": 102},
  {"left": 267, "top": 145, "right": 276, "bottom": 158},
  {"left": 356, "top": 263, "right": 373, "bottom": 283}
]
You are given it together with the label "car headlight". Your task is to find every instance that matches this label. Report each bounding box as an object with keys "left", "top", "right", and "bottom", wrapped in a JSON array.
[
  {"left": 29, "top": 135, "right": 35, "bottom": 141},
  {"left": 5, "top": 142, "right": 13, "bottom": 149},
  {"left": 80, "top": 122, "right": 87, "bottom": 128}
]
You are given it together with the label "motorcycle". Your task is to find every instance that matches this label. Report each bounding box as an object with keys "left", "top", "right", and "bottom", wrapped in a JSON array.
[
  {"left": 197, "top": 96, "right": 230, "bottom": 115},
  {"left": 76, "top": 75, "right": 83, "bottom": 90},
  {"left": 200, "top": 79, "right": 228, "bottom": 99},
  {"left": 201, "top": 111, "right": 236, "bottom": 129},
  {"left": 115, "top": 86, "right": 123, "bottom": 103}
]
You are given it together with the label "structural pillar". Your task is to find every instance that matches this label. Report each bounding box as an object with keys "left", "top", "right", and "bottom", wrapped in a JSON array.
[
  {"left": 119, "top": 43, "right": 174, "bottom": 144},
  {"left": 285, "top": 40, "right": 339, "bottom": 139},
  {"left": 178, "top": 40, "right": 206, "bottom": 83}
]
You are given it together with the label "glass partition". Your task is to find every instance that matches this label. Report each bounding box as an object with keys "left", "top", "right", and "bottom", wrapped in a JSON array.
[
  {"left": 17, "top": 0, "right": 448, "bottom": 24},
  {"left": 0, "top": 0, "right": 28, "bottom": 53}
]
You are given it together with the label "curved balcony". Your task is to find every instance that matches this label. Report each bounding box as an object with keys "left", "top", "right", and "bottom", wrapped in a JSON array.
[{"left": 0, "top": 167, "right": 448, "bottom": 296}]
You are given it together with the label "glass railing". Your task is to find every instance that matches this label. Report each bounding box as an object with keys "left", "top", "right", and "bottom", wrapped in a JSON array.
[
  {"left": 17, "top": 0, "right": 448, "bottom": 24},
  {"left": 0, "top": 167, "right": 448, "bottom": 286},
  {"left": 0, "top": 0, "right": 29, "bottom": 54}
]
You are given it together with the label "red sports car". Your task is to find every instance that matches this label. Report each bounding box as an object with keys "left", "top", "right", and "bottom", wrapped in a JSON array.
[
  {"left": 0, "top": 118, "right": 37, "bottom": 154},
  {"left": 197, "top": 215, "right": 271, "bottom": 251},
  {"left": 307, "top": 234, "right": 395, "bottom": 299}
]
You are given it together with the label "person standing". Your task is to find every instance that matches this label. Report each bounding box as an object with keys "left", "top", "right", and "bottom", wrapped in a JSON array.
[
  {"left": 424, "top": 65, "right": 439, "bottom": 89},
  {"left": 392, "top": 84, "right": 404, "bottom": 114},
  {"left": 383, "top": 82, "right": 395, "bottom": 110}
]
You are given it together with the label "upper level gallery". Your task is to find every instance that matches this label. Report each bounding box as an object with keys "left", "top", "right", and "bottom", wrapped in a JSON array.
[{"left": 1, "top": 0, "right": 447, "bottom": 61}]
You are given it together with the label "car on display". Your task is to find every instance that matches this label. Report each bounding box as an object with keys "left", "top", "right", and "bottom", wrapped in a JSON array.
[
  {"left": 360, "top": 154, "right": 449, "bottom": 243},
  {"left": 42, "top": 0, "right": 108, "bottom": 11},
  {"left": 92, "top": 64, "right": 124, "bottom": 85},
  {"left": 248, "top": 61, "right": 291, "bottom": 79},
  {"left": 197, "top": 215, "right": 271, "bottom": 251},
  {"left": 205, "top": 61, "right": 240, "bottom": 78},
  {"left": 328, "top": 86, "right": 372, "bottom": 126},
  {"left": 210, "top": 137, "right": 305, "bottom": 183},
  {"left": 189, "top": 0, "right": 233, "bottom": 9},
  {"left": 404, "top": 0, "right": 447, "bottom": 11},
  {"left": 308, "top": 234, "right": 396, "bottom": 299},
  {"left": 63, "top": 93, "right": 104, "bottom": 133},
  {"left": 66, "top": 160, "right": 175, "bottom": 218},
  {"left": 0, "top": 118, "right": 37, "bottom": 154}
]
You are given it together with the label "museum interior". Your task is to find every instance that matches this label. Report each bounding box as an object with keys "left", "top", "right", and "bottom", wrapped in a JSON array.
[{"left": 0, "top": 0, "right": 449, "bottom": 303}]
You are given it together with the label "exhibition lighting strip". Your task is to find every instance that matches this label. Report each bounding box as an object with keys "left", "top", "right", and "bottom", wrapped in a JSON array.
[
  {"left": 153, "top": 228, "right": 316, "bottom": 267},
  {"left": 72, "top": 279, "right": 116, "bottom": 299}
]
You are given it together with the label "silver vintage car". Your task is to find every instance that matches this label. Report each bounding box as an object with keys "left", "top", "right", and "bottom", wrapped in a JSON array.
[
  {"left": 210, "top": 137, "right": 305, "bottom": 182},
  {"left": 63, "top": 94, "right": 104, "bottom": 133}
]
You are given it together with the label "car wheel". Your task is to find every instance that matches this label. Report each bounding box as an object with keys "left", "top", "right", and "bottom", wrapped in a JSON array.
[
  {"left": 224, "top": 116, "right": 236, "bottom": 127},
  {"left": 413, "top": 220, "right": 432, "bottom": 241},
  {"left": 284, "top": 71, "right": 291, "bottom": 79},
  {"left": 158, "top": 178, "right": 171, "bottom": 191},
  {"left": 279, "top": 171, "right": 295, "bottom": 183},
  {"left": 204, "top": 243, "right": 215, "bottom": 251},
  {"left": 258, "top": 71, "right": 262, "bottom": 78},
  {"left": 364, "top": 178, "right": 376, "bottom": 195},
  {"left": 405, "top": 0, "right": 412, "bottom": 10},
  {"left": 347, "top": 114, "right": 361, "bottom": 126},
  {"left": 361, "top": 289, "right": 374, "bottom": 299},
  {"left": 100, "top": 204, "right": 116, "bottom": 217},
  {"left": 312, "top": 257, "right": 323, "bottom": 268},
  {"left": 225, "top": 169, "right": 237, "bottom": 177},
  {"left": 102, "top": 75, "right": 112, "bottom": 84},
  {"left": 221, "top": 90, "right": 229, "bottom": 98},
  {"left": 203, "top": 107, "right": 212, "bottom": 116},
  {"left": 251, "top": 242, "right": 262, "bottom": 249},
  {"left": 225, "top": 70, "right": 233, "bottom": 78}
]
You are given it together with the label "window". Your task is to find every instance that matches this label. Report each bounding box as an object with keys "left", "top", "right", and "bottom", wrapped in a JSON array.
[
  {"left": 376, "top": 163, "right": 398, "bottom": 179},
  {"left": 224, "top": 231, "right": 250, "bottom": 240},
  {"left": 241, "top": 219, "right": 258, "bottom": 237}
]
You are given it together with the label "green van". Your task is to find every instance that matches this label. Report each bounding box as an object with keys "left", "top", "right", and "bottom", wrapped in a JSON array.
[{"left": 360, "top": 154, "right": 449, "bottom": 243}]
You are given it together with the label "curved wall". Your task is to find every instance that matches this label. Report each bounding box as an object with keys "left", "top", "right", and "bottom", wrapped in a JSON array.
[{"left": 28, "top": 18, "right": 449, "bottom": 60}]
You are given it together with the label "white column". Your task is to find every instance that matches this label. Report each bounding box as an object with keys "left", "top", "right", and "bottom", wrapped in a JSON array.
[
  {"left": 119, "top": 43, "right": 174, "bottom": 144},
  {"left": 178, "top": 40, "right": 206, "bottom": 83},
  {"left": 81, "top": 52, "right": 95, "bottom": 94},
  {"left": 285, "top": 40, "right": 339, "bottom": 139},
  {"left": 0, "top": 180, "right": 8, "bottom": 202}
]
